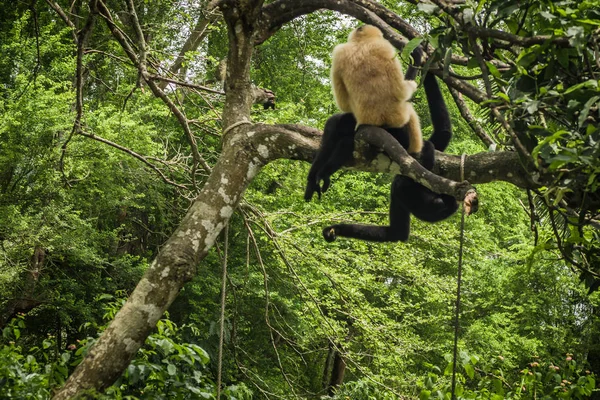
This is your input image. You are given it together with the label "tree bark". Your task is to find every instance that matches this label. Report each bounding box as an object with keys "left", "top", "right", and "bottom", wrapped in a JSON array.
[
  {"left": 1, "top": 246, "right": 45, "bottom": 328},
  {"left": 328, "top": 348, "right": 346, "bottom": 395},
  {"left": 52, "top": 128, "right": 264, "bottom": 399}
]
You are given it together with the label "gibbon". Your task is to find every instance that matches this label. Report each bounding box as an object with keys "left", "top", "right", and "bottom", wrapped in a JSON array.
[
  {"left": 305, "top": 44, "right": 459, "bottom": 242},
  {"left": 330, "top": 24, "right": 423, "bottom": 154}
]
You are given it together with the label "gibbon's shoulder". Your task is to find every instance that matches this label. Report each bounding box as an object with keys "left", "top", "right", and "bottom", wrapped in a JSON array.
[
  {"left": 358, "top": 40, "right": 397, "bottom": 62},
  {"left": 331, "top": 42, "right": 355, "bottom": 65}
]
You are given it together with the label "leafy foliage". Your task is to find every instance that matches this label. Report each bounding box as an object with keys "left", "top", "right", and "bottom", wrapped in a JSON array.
[
  {"left": 419, "top": 352, "right": 595, "bottom": 400},
  {"left": 420, "top": 0, "right": 600, "bottom": 287},
  {"left": 0, "top": 306, "right": 252, "bottom": 400},
  {"left": 1, "top": 0, "right": 600, "bottom": 398}
]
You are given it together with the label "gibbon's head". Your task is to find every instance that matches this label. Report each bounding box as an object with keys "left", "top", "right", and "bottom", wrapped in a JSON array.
[{"left": 348, "top": 24, "right": 384, "bottom": 42}]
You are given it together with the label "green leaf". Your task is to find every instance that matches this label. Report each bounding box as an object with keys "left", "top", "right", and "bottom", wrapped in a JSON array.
[
  {"left": 557, "top": 49, "right": 570, "bottom": 69},
  {"left": 496, "top": 92, "right": 511, "bottom": 102},
  {"left": 563, "top": 79, "right": 598, "bottom": 95},
  {"left": 402, "top": 37, "right": 424, "bottom": 62},
  {"left": 417, "top": 3, "right": 439, "bottom": 14},
  {"left": 464, "top": 363, "right": 475, "bottom": 379},
  {"left": 61, "top": 352, "right": 71, "bottom": 364},
  {"left": 525, "top": 100, "right": 540, "bottom": 114},
  {"left": 578, "top": 96, "right": 599, "bottom": 127},
  {"left": 96, "top": 294, "right": 114, "bottom": 301},
  {"left": 540, "top": 11, "right": 556, "bottom": 20},
  {"left": 566, "top": 26, "right": 585, "bottom": 47},
  {"left": 167, "top": 363, "right": 177, "bottom": 376},
  {"left": 576, "top": 19, "right": 600, "bottom": 26},
  {"left": 486, "top": 61, "right": 501, "bottom": 78},
  {"left": 444, "top": 361, "right": 453, "bottom": 376},
  {"left": 463, "top": 8, "right": 474, "bottom": 24}
]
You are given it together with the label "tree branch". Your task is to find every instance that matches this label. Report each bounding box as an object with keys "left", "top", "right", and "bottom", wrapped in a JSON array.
[
  {"left": 157, "top": 11, "right": 221, "bottom": 90},
  {"left": 148, "top": 74, "right": 225, "bottom": 95},
  {"left": 98, "top": 0, "right": 212, "bottom": 178},
  {"left": 44, "top": 0, "right": 77, "bottom": 42},
  {"left": 259, "top": 0, "right": 509, "bottom": 70},
  {"left": 77, "top": 131, "right": 188, "bottom": 189},
  {"left": 429, "top": 0, "right": 571, "bottom": 47},
  {"left": 245, "top": 123, "right": 535, "bottom": 189},
  {"left": 449, "top": 88, "right": 495, "bottom": 148}
]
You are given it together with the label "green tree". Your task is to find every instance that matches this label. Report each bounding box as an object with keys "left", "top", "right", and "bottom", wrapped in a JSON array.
[{"left": 0, "top": 0, "right": 598, "bottom": 399}]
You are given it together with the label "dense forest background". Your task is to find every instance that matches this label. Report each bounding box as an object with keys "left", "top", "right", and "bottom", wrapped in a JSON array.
[{"left": 1, "top": 0, "right": 599, "bottom": 398}]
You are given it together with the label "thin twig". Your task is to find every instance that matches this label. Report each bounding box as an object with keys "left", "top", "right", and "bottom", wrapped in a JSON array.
[
  {"left": 148, "top": 74, "right": 225, "bottom": 95},
  {"left": 78, "top": 130, "right": 188, "bottom": 189},
  {"left": 448, "top": 88, "right": 495, "bottom": 148}
]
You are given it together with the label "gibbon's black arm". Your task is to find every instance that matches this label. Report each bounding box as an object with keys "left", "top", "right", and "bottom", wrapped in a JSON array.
[
  {"left": 304, "top": 113, "right": 356, "bottom": 201},
  {"left": 404, "top": 46, "right": 423, "bottom": 81},
  {"left": 393, "top": 71, "right": 458, "bottom": 224}
]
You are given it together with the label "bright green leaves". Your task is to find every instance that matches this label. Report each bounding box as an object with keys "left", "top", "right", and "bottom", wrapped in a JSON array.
[
  {"left": 419, "top": 352, "right": 595, "bottom": 399},
  {"left": 0, "top": 311, "right": 252, "bottom": 399},
  {"left": 402, "top": 37, "right": 425, "bottom": 63}
]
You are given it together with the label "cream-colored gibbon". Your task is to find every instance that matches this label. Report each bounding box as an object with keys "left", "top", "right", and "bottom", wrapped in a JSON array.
[
  {"left": 305, "top": 43, "right": 460, "bottom": 242},
  {"left": 330, "top": 24, "right": 423, "bottom": 154}
]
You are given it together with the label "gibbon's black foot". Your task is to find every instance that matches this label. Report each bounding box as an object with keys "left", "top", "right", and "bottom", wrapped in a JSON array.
[
  {"left": 322, "top": 226, "right": 337, "bottom": 242},
  {"left": 304, "top": 175, "right": 331, "bottom": 202},
  {"left": 319, "top": 175, "right": 331, "bottom": 194},
  {"left": 304, "top": 180, "right": 320, "bottom": 201}
]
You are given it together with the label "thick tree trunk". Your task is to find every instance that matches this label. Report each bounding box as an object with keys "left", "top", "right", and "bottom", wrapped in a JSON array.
[
  {"left": 1, "top": 246, "right": 44, "bottom": 327},
  {"left": 322, "top": 341, "right": 335, "bottom": 390},
  {"left": 52, "top": 2, "right": 264, "bottom": 398},
  {"left": 328, "top": 348, "right": 346, "bottom": 395},
  {"left": 53, "top": 133, "right": 262, "bottom": 399}
]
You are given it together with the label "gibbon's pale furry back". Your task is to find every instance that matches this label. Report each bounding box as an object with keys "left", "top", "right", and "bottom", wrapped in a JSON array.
[{"left": 331, "top": 24, "right": 423, "bottom": 154}]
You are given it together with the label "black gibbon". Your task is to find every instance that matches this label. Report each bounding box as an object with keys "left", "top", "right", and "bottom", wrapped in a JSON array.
[
  {"left": 331, "top": 24, "right": 423, "bottom": 154},
  {"left": 305, "top": 70, "right": 458, "bottom": 242}
]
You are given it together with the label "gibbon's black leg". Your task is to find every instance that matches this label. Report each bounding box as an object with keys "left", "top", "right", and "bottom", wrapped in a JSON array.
[
  {"left": 322, "top": 74, "right": 459, "bottom": 243},
  {"left": 394, "top": 72, "right": 459, "bottom": 223},
  {"left": 323, "top": 175, "right": 411, "bottom": 242},
  {"left": 419, "top": 140, "right": 436, "bottom": 171},
  {"left": 423, "top": 72, "right": 452, "bottom": 152},
  {"left": 394, "top": 176, "right": 459, "bottom": 222},
  {"left": 305, "top": 113, "right": 356, "bottom": 201}
]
